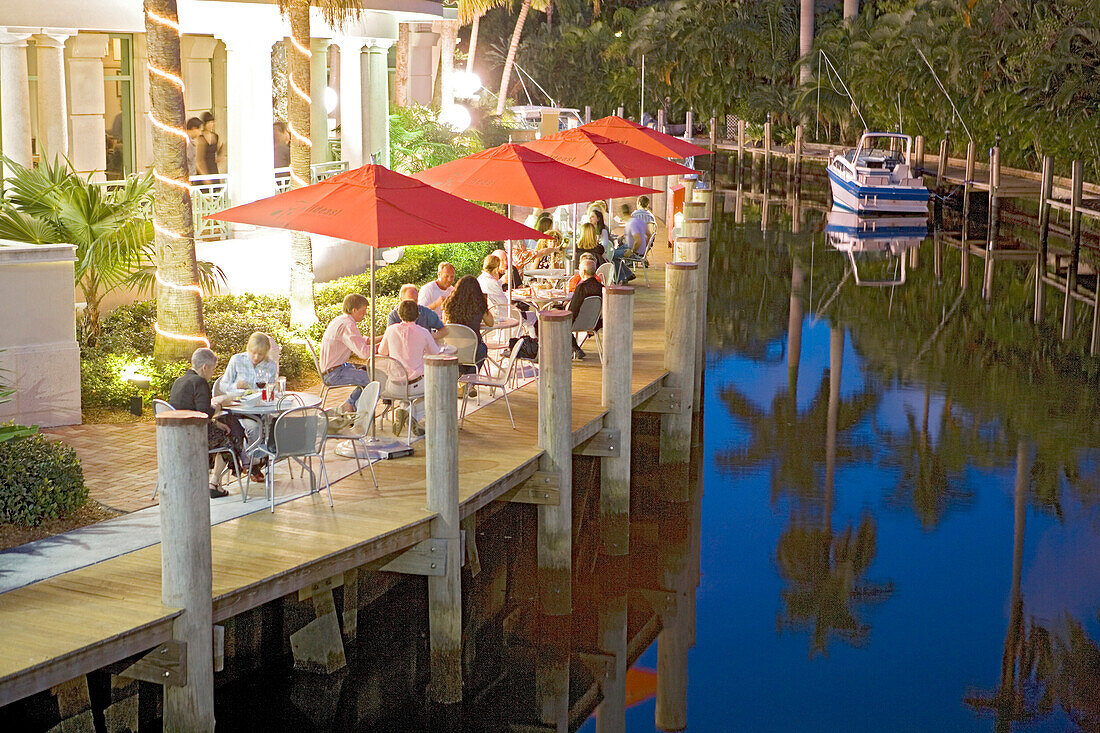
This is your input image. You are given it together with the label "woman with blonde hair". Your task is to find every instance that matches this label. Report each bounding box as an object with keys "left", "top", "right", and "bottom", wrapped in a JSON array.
[
  {"left": 217, "top": 332, "right": 279, "bottom": 394},
  {"left": 574, "top": 221, "right": 605, "bottom": 268}
]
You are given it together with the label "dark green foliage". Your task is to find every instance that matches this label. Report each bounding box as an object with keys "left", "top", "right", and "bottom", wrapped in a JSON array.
[
  {"left": 80, "top": 352, "right": 188, "bottom": 410},
  {"left": 0, "top": 431, "right": 87, "bottom": 526}
]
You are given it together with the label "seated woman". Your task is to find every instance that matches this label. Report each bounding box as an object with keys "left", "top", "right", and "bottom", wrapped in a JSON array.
[
  {"left": 377, "top": 299, "right": 443, "bottom": 436},
  {"left": 216, "top": 331, "right": 279, "bottom": 454},
  {"left": 588, "top": 207, "right": 612, "bottom": 254},
  {"left": 443, "top": 275, "right": 494, "bottom": 380},
  {"left": 169, "top": 348, "right": 260, "bottom": 497},
  {"left": 574, "top": 221, "right": 605, "bottom": 269}
]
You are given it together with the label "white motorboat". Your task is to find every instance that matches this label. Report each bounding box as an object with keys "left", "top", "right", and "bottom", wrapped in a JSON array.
[
  {"left": 825, "top": 209, "right": 927, "bottom": 287},
  {"left": 827, "top": 133, "right": 930, "bottom": 214}
]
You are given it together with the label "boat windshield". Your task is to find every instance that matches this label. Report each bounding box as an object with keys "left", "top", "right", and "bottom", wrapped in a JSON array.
[{"left": 854, "top": 136, "right": 908, "bottom": 170}]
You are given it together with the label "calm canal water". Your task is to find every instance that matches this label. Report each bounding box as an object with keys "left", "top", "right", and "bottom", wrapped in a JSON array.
[
  {"left": 213, "top": 172, "right": 1100, "bottom": 732},
  {"left": 590, "top": 176, "right": 1100, "bottom": 732}
]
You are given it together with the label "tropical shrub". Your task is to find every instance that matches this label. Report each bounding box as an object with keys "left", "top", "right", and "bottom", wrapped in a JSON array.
[
  {"left": 0, "top": 431, "right": 87, "bottom": 526},
  {"left": 390, "top": 104, "right": 484, "bottom": 174},
  {"left": 0, "top": 158, "right": 224, "bottom": 347}
]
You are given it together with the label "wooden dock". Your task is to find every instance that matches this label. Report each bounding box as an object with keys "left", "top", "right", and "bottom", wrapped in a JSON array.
[{"left": 0, "top": 245, "right": 680, "bottom": 710}]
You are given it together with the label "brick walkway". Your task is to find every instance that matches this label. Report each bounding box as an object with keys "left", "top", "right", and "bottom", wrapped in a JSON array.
[{"left": 44, "top": 423, "right": 160, "bottom": 513}]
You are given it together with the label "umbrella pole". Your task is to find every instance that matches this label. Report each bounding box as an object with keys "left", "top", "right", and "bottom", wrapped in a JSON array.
[{"left": 370, "top": 254, "right": 376, "bottom": 440}]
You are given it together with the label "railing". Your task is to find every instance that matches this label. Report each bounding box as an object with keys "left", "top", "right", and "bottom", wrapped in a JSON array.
[
  {"left": 97, "top": 160, "right": 351, "bottom": 240},
  {"left": 274, "top": 160, "right": 349, "bottom": 193}
]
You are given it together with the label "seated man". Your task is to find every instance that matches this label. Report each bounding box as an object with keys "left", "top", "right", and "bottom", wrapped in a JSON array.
[
  {"left": 566, "top": 253, "right": 603, "bottom": 293},
  {"left": 417, "top": 261, "right": 456, "bottom": 320},
  {"left": 477, "top": 254, "right": 508, "bottom": 308},
  {"left": 568, "top": 258, "right": 603, "bottom": 360},
  {"left": 387, "top": 283, "right": 448, "bottom": 339},
  {"left": 169, "top": 347, "right": 258, "bottom": 497},
  {"left": 377, "top": 299, "right": 443, "bottom": 436},
  {"left": 319, "top": 293, "right": 374, "bottom": 414},
  {"left": 613, "top": 196, "right": 657, "bottom": 284}
]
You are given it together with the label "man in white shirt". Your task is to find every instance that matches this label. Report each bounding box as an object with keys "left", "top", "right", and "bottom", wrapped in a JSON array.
[
  {"left": 477, "top": 254, "right": 508, "bottom": 308},
  {"left": 417, "top": 261, "right": 456, "bottom": 318}
]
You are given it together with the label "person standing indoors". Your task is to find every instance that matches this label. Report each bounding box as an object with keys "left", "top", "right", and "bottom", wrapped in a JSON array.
[
  {"left": 185, "top": 117, "right": 203, "bottom": 178},
  {"left": 196, "top": 111, "right": 222, "bottom": 177}
]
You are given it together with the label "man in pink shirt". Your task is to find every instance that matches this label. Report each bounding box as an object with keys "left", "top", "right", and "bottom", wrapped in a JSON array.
[
  {"left": 319, "top": 293, "right": 374, "bottom": 413},
  {"left": 377, "top": 300, "right": 443, "bottom": 435}
]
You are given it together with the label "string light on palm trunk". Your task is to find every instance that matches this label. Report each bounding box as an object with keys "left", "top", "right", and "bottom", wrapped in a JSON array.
[
  {"left": 145, "top": 7, "right": 209, "bottom": 350},
  {"left": 288, "top": 35, "right": 313, "bottom": 187}
]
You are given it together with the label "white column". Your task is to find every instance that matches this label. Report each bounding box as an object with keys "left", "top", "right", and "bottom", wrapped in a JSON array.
[
  {"left": 34, "top": 31, "right": 72, "bottom": 163},
  {"left": 407, "top": 29, "right": 437, "bottom": 107},
  {"left": 220, "top": 33, "right": 277, "bottom": 206},
  {"left": 365, "top": 42, "right": 392, "bottom": 167},
  {"left": 131, "top": 33, "right": 154, "bottom": 172},
  {"left": 336, "top": 37, "right": 365, "bottom": 168},
  {"left": 66, "top": 33, "right": 109, "bottom": 179},
  {"left": 0, "top": 30, "right": 34, "bottom": 173},
  {"left": 310, "top": 38, "right": 331, "bottom": 164}
]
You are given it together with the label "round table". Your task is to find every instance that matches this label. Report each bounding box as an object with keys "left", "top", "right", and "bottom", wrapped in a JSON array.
[
  {"left": 482, "top": 316, "right": 520, "bottom": 332},
  {"left": 223, "top": 391, "right": 322, "bottom": 451}
]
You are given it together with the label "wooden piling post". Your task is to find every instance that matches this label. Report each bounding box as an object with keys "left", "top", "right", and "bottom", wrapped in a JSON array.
[
  {"left": 692, "top": 187, "right": 714, "bottom": 222},
  {"left": 659, "top": 263, "right": 698, "bottom": 501},
  {"left": 616, "top": 105, "right": 624, "bottom": 118},
  {"left": 914, "top": 135, "right": 925, "bottom": 176},
  {"left": 538, "top": 310, "right": 573, "bottom": 615},
  {"left": 708, "top": 116, "right": 717, "bottom": 151},
  {"left": 683, "top": 204, "right": 710, "bottom": 412},
  {"left": 983, "top": 143, "right": 1002, "bottom": 300},
  {"left": 657, "top": 108, "right": 666, "bottom": 133},
  {"left": 1062, "top": 160, "right": 1083, "bottom": 341},
  {"left": 1034, "top": 155, "right": 1053, "bottom": 323},
  {"left": 737, "top": 118, "right": 745, "bottom": 174},
  {"left": 157, "top": 410, "right": 215, "bottom": 732},
  {"left": 595, "top": 588, "right": 628, "bottom": 733},
  {"left": 584, "top": 105, "right": 592, "bottom": 125},
  {"left": 763, "top": 118, "right": 772, "bottom": 167},
  {"left": 684, "top": 109, "right": 693, "bottom": 139},
  {"left": 601, "top": 287, "right": 634, "bottom": 557},
  {"left": 961, "top": 140, "right": 976, "bottom": 289},
  {"left": 794, "top": 124, "right": 804, "bottom": 180},
  {"left": 424, "top": 354, "right": 462, "bottom": 703},
  {"left": 935, "top": 133, "right": 949, "bottom": 194}
]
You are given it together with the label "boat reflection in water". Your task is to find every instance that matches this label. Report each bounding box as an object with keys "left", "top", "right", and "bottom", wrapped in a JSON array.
[{"left": 825, "top": 208, "right": 928, "bottom": 287}]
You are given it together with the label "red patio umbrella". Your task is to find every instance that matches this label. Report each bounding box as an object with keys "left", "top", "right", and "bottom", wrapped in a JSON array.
[
  {"left": 208, "top": 164, "right": 545, "bottom": 379},
  {"left": 411, "top": 143, "right": 654, "bottom": 209},
  {"left": 209, "top": 163, "right": 542, "bottom": 246},
  {"left": 524, "top": 128, "right": 696, "bottom": 180},
  {"left": 580, "top": 115, "right": 713, "bottom": 159}
]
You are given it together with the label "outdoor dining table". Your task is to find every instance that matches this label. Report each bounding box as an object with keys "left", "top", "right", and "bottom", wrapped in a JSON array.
[
  {"left": 523, "top": 268, "right": 569, "bottom": 287},
  {"left": 223, "top": 390, "right": 322, "bottom": 452},
  {"left": 511, "top": 289, "right": 568, "bottom": 310}
]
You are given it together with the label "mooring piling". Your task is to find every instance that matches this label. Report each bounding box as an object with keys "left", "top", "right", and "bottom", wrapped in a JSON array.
[
  {"left": 156, "top": 410, "right": 216, "bottom": 732},
  {"left": 537, "top": 309, "right": 574, "bottom": 615},
  {"left": 1034, "top": 155, "right": 1054, "bottom": 323},
  {"left": 659, "top": 262, "right": 699, "bottom": 501},
  {"left": 1062, "top": 160, "right": 1084, "bottom": 340},
  {"left": 600, "top": 286, "right": 635, "bottom": 557},
  {"left": 424, "top": 354, "right": 463, "bottom": 704}
]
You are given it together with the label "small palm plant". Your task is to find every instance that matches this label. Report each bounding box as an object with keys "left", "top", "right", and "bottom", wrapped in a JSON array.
[{"left": 0, "top": 157, "right": 224, "bottom": 346}]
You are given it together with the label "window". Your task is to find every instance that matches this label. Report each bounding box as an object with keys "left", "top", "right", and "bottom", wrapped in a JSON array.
[{"left": 103, "top": 34, "right": 135, "bottom": 180}]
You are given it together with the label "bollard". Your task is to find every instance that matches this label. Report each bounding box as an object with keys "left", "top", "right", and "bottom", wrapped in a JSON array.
[
  {"left": 961, "top": 140, "right": 976, "bottom": 289},
  {"left": 424, "top": 354, "right": 462, "bottom": 703},
  {"left": 682, "top": 178, "right": 695, "bottom": 209},
  {"left": 157, "top": 410, "right": 215, "bottom": 731},
  {"left": 692, "top": 187, "right": 713, "bottom": 222},
  {"left": 677, "top": 231, "right": 708, "bottom": 411},
  {"left": 538, "top": 310, "right": 573, "bottom": 615},
  {"left": 794, "top": 124, "right": 804, "bottom": 179},
  {"left": 659, "top": 263, "right": 698, "bottom": 501},
  {"left": 1034, "top": 155, "right": 1053, "bottom": 323},
  {"left": 1062, "top": 160, "right": 1083, "bottom": 341},
  {"left": 936, "top": 133, "right": 950, "bottom": 196},
  {"left": 584, "top": 105, "right": 592, "bottom": 125},
  {"left": 737, "top": 118, "right": 746, "bottom": 174},
  {"left": 983, "top": 144, "right": 1002, "bottom": 300},
  {"left": 684, "top": 109, "right": 693, "bottom": 139},
  {"left": 601, "top": 287, "right": 634, "bottom": 557},
  {"left": 914, "top": 134, "right": 925, "bottom": 175},
  {"left": 657, "top": 108, "right": 666, "bottom": 133}
]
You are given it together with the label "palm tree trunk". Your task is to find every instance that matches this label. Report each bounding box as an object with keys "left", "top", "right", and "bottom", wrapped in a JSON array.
[
  {"left": 466, "top": 16, "right": 480, "bottom": 75},
  {"left": 439, "top": 20, "right": 458, "bottom": 113},
  {"left": 495, "top": 0, "right": 532, "bottom": 115},
  {"left": 288, "top": 0, "right": 317, "bottom": 327},
  {"left": 799, "top": 0, "right": 814, "bottom": 85},
  {"left": 144, "top": 0, "right": 206, "bottom": 360},
  {"left": 395, "top": 23, "right": 410, "bottom": 107}
]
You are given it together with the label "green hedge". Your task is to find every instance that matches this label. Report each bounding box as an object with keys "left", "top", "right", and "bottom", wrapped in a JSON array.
[{"left": 0, "top": 431, "right": 87, "bottom": 526}]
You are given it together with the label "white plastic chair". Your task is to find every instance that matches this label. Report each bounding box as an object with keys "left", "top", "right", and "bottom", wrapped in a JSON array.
[
  {"left": 151, "top": 398, "right": 243, "bottom": 499},
  {"left": 246, "top": 405, "right": 332, "bottom": 512},
  {"left": 323, "top": 382, "right": 380, "bottom": 489},
  {"left": 374, "top": 354, "right": 419, "bottom": 444},
  {"left": 440, "top": 323, "right": 480, "bottom": 374},
  {"left": 595, "top": 261, "right": 615, "bottom": 285},
  {"left": 571, "top": 296, "right": 604, "bottom": 360},
  {"left": 458, "top": 338, "right": 527, "bottom": 430}
]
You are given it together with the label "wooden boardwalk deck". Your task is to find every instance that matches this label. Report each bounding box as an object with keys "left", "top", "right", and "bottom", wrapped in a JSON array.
[{"left": 0, "top": 250, "right": 674, "bottom": 707}]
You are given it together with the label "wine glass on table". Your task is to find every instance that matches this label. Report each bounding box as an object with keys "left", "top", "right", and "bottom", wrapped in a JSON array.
[{"left": 256, "top": 380, "right": 267, "bottom": 401}]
